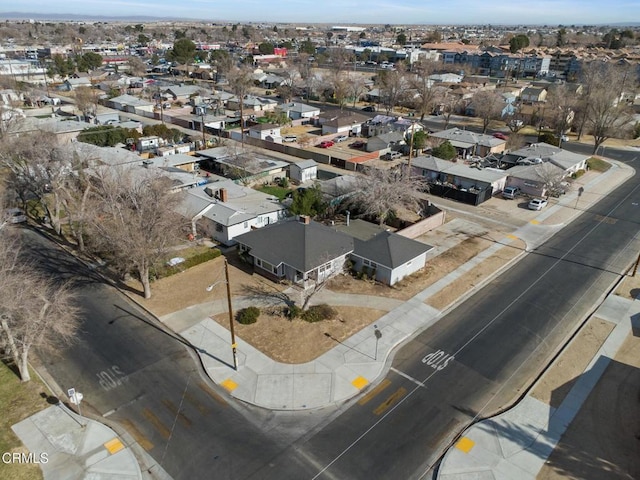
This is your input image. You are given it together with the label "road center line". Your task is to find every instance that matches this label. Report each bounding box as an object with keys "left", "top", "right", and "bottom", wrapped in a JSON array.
[{"left": 390, "top": 367, "right": 425, "bottom": 388}]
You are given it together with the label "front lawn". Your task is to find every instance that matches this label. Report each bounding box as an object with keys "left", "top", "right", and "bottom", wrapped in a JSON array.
[
  {"left": 0, "top": 362, "right": 48, "bottom": 480},
  {"left": 587, "top": 157, "right": 611, "bottom": 172},
  {"left": 257, "top": 185, "right": 291, "bottom": 200}
]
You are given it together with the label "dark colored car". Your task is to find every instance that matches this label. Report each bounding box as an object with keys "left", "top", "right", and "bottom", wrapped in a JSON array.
[
  {"left": 493, "top": 132, "right": 508, "bottom": 140},
  {"left": 361, "top": 106, "right": 376, "bottom": 112},
  {"left": 349, "top": 140, "right": 366, "bottom": 149}
]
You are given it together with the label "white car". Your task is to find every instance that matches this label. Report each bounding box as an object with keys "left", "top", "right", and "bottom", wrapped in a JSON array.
[
  {"left": 333, "top": 135, "right": 348, "bottom": 143},
  {"left": 283, "top": 135, "right": 297, "bottom": 142},
  {"left": 528, "top": 198, "right": 548, "bottom": 211}
]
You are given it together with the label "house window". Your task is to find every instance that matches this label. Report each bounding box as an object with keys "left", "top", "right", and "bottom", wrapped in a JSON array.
[{"left": 215, "top": 223, "right": 223, "bottom": 232}]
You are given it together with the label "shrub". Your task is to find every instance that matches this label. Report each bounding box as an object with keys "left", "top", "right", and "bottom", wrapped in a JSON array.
[
  {"left": 237, "top": 306, "right": 260, "bottom": 325},
  {"left": 572, "top": 169, "right": 586, "bottom": 179},
  {"left": 301, "top": 304, "right": 336, "bottom": 323},
  {"left": 287, "top": 304, "right": 302, "bottom": 319}
]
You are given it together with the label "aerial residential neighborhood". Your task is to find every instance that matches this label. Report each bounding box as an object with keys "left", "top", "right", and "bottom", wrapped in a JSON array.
[{"left": 0, "top": 4, "right": 639, "bottom": 480}]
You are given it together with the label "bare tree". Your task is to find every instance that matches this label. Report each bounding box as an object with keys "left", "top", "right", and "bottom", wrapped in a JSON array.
[
  {"left": 74, "top": 85, "right": 97, "bottom": 118},
  {"left": 346, "top": 167, "right": 427, "bottom": 226},
  {"left": 0, "top": 131, "right": 69, "bottom": 233},
  {"left": 440, "top": 90, "right": 462, "bottom": 129},
  {"left": 227, "top": 65, "right": 255, "bottom": 147},
  {"left": 471, "top": 90, "right": 504, "bottom": 133},
  {"left": 348, "top": 74, "right": 367, "bottom": 108},
  {"left": 0, "top": 232, "right": 81, "bottom": 382},
  {"left": 535, "top": 162, "right": 570, "bottom": 198},
  {"left": 127, "top": 56, "right": 148, "bottom": 77},
  {"left": 410, "top": 59, "right": 439, "bottom": 121},
  {"left": 329, "top": 69, "right": 350, "bottom": 109},
  {"left": 579, "top": 61, "right": 636, "bottom": 153},
  {"left": 545, "top": 83, "right": 577, "bottom": 139},
  {"left": 377, "top": 64, "right": 407, "bottom": 115},
  {"left": 87, "top": 167, "right": 187, "bottom": 298}
]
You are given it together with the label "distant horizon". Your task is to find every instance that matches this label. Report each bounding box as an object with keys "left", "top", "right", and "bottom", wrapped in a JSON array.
[{"left": 0, "top": 1, "right": 638, "bottom": 26}]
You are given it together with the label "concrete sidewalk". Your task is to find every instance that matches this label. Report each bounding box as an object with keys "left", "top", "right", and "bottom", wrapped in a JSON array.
[
  {"left": 436, "top": 294, "right": 640, "bottom": 480},
  {"left": 159, "top": 159, "right": 634, "bottom": 411},
  {"left": 12, "top": 403, "right": 142, "bottom": 480}
]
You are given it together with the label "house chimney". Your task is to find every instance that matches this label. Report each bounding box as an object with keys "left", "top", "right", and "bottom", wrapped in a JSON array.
[
  {"left": 219, "top": 188, "right": 228, "bottom": 202},
  {"left": 299, "top": 215, "right": 310, "bottom": 224}
]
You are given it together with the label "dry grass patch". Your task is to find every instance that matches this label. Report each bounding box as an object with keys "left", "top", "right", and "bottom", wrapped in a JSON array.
[
  {"left": 530, "top": 317, "right": 614, "bottom": 408},
  {"left": 0, "top": 363, "right": 48, "bottom": 480},
  {"left": 426, "top": 240, "right": 524, "bottom": 310},
  {"left": 215, "top": 306, "right": 385, "bottom": 364},
  {"left": 127, "top": 255, "right": 288, "bottom": 318},
  {"left": 614, "top": 273, "right": 640, "bottom": 300}
]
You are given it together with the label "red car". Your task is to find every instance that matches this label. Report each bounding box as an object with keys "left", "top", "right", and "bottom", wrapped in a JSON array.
[
  {"left": 318, "top": 140, "right": 334, "bottom": 148},
  {"left": 493, "top": 132, "right": 508, "bottom": 140}
]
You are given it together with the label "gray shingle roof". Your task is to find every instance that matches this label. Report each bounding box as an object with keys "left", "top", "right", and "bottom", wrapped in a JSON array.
[
  {"left": 235, "top": 219, "right": 354, "bottom": 272},
  {"left": 354, "top": 231, "right": 433, "bottom": 269}
]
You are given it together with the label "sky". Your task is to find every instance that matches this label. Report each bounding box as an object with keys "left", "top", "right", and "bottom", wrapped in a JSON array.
[{"left": 1, "top": 0, "right": 638, "bottom": 25}]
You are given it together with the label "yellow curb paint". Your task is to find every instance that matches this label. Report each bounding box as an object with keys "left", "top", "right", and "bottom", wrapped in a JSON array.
[
  {"left": 507, "top": 234, "right": 518, "bottom": 240},
  {"left": 104, "top": 438, "right": 124, "bottom": 454},
  {"left": 221, "top": 379, "right": 238, "bottom": 391},
  {"left": 530, "top": 220, "right": 540, "bottom": 225},
  {"left": 455, "top": 437, "right": 475, "bottom": 453},
  {"left": 352, "top": 376, "right": 369, "bottom": 390}
]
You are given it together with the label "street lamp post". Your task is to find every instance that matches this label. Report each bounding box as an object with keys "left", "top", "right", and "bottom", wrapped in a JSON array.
[
  {"left": 206, "top": 258, "right": 238, "bottom": 370},
  {"left": 374, "top": 325, "right": 382, "bottom": 361}
]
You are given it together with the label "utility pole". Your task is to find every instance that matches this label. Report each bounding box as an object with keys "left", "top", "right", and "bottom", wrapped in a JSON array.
[{"left": 224, "top": 259, "right": 239, "bottom": 370}]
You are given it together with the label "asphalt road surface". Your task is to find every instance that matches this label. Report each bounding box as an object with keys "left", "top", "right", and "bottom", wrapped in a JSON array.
[{"left": 28, "top": 146, "right": 640, "bottom": 480}]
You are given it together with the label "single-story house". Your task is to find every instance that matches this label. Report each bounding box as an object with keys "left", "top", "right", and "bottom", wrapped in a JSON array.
[
  {"left": 248, "top": 123, "right": 281, "bottom": 141},
  {"left": 366, "top": 131, "right": 405, "bottom": 154},
  {"left": 179, "top": 181, "right": 287, "bottom": 245},
  {"left": 106, "top": 94, "right": 155, "bottom": 114},
  {"left": 520, "top": 86, "right": 547, "bottom": 104},
  {"left": 236, "top": 216, "right": 354, "bottom": 285},
  {"left": 503, "top": 143, "right": 587, "bottom": 174},
  {"left": 289, "top": 159, "right": 318, "bottom": 184},
  {"left": 505, "top": 163, "right": 566, "bottom": 198},
  {"left": 235, "top": 216, "right": 433, "bottom": 287},
  {"left": 164, "top": 85, "right": 203, "bottom": 102},
  {"left": 350, "top": 230, "right": 433, "bottom": 286},
  {"left": 195, "top": 147, "right": 288, "bottom": 185},
  {"left": 429, "top": 127, "right": 507, "bottom": 158},
  {"left": 279, "top": 102, "right": 321, "bottom": 120},
  {"left": 318, "top": 110, "right": 370, "bottom": 135},
  {"left": 227, "top": 95, "right": 278, "bottom": 112},
  {"left": 62, "top": 77, "right": 92, "bottom": 91},
  {"left": 411, "top": 155, "right": 508, "bottom": 204}
]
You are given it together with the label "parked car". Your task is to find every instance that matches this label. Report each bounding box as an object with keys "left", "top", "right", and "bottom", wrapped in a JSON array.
[
  {"left": 283, "top": 135, "right": 297, "bottom": 142},
  {"left": 349, "top": 140, "right": 366, "bottom": 149},
  {"left": 528, "top": 198, "right": 548, "bottom": 211},
  {"left": 382, "top": 151, "right": 402, "bottom": 160},
  {"left": 334, "top": 135, "right": 348, "bottom": 143},
  {"left": 493, "top": 132, "right": 508, "bottom": 140},
  {"left": 560, "top": 134, "right": 569, "bottom": 142},
  {"left": 361, "top": 106, "right": 376, "bottom": 112},
  {"left": 318, "top": 140, "right": 334, "bottom": 148},
  {"left": 4, "top": 208, "right": 27, "bottom": 224},
  {"left": 502, "top": 186, "right": 520, "bottom": 199}
]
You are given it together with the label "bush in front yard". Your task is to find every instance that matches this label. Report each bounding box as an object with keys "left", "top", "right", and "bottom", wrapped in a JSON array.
[
  {"left": 287, "top": 304, "right": 302, "bottom": 320},
  {"left": 301, "top": 304, "right": 337, "bottom": 323},
  {"left": 237, "top": 306, "right": 260, "bottom": 325}
]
